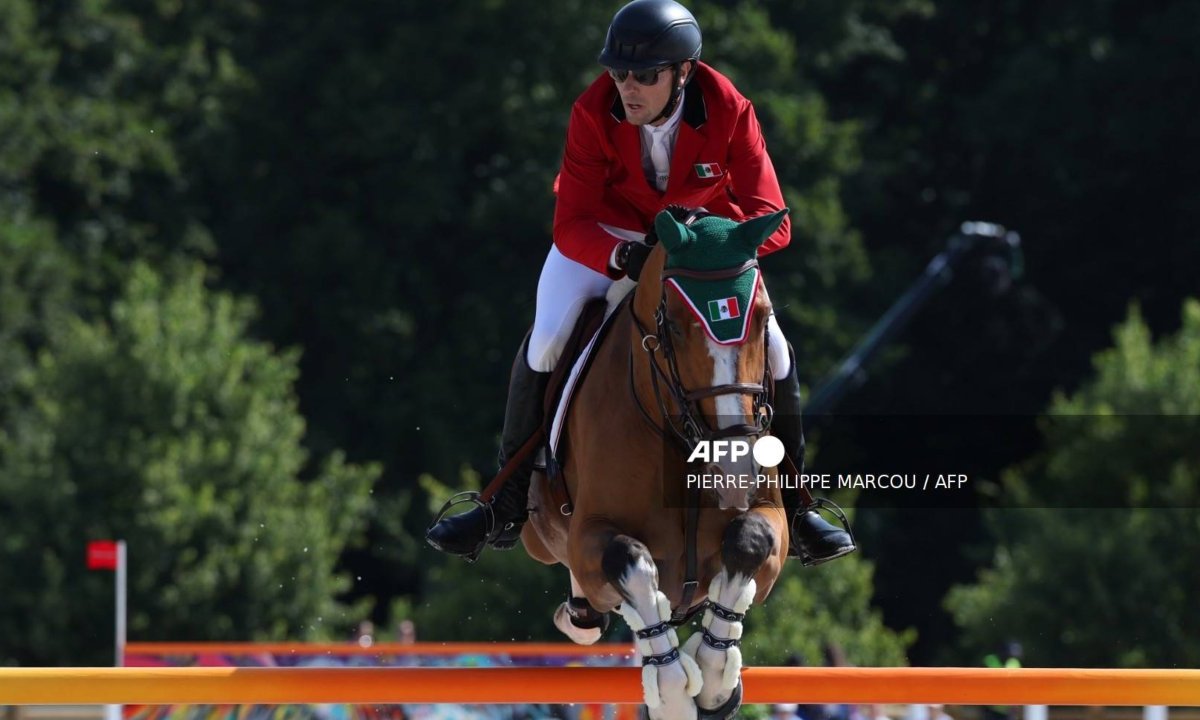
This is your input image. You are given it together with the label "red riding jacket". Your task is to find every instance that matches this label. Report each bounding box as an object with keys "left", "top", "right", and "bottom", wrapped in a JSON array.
[{"left": 552, "top": 62, "right": 791, "bottom": 279}]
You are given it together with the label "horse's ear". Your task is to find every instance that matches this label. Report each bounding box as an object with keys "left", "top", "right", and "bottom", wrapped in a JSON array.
[
  {"left": 734, "top": 208, "right": 789, "bottom": 251},
  {"left": 654, "top": 210, "right": 693, "bottom": 252}
]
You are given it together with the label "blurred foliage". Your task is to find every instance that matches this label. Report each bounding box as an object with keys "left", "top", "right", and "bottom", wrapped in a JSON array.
[
  {"left": 946, "top": 300, "right": 1200, "bottom": 667},
  {"left": 0, "top": 0, "right": 254, "bottom": 295},
  {"left": 0, "top": 216, "right": 74, "bottom": 397},
  {"left": 0, "top": 261, "right": 378, "bottom": 665},
  {"left": 411, "top": 548, "right": 568, "bottom": 643},
  {"left": 741, "top": 555, "right": 913, "bottom": 667}
]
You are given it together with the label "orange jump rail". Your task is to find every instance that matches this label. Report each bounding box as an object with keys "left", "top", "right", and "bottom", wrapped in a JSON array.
[{"left": 3, "top": 667, "right": 1200, "bottom": 706}]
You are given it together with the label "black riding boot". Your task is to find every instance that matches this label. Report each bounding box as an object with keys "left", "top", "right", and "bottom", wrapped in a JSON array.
[
  {"left": 773, "top": 343, "right": 857, "bottom": 565},
  {"left": 425, "top": 336, "right": 550, "bottom": 558}
]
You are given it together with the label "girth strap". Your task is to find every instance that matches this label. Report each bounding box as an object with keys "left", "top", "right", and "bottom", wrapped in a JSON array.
[{"left": 670, "top": 495, "right": 701, "bottom": 625}]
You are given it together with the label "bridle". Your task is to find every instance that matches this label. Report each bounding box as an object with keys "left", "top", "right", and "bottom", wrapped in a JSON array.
[
  {"left": 623, "top": 207, "right": 781, "bottom": 625},
  {"left": 627, "top": 209, "right": 773, "bottom": 454}
]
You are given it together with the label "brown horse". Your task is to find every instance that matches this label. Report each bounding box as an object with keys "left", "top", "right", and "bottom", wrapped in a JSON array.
[{"left": 522, "top": 207, "right": 791, "bottom": 720}]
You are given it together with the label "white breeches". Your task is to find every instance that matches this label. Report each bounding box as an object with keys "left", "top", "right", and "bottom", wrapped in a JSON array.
[
  {"left": 765, "top": 314, "right": 790, "bottom": 381},
  {"left": 527, "top": 225, "right": 792, "bottom": 380}
]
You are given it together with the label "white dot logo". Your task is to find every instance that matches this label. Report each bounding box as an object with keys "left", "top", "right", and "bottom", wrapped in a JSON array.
[{"left": 752, "top": 435, "right": 786, "bottom": 468}]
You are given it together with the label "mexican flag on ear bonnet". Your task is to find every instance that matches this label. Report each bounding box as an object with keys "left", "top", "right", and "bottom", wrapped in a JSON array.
[{"left": 655, "top": 208, "right": 789, "bottom": 344}]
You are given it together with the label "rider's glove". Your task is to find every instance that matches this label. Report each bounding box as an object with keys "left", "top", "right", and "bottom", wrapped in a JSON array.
[{"left": 616, "top": 241, "right": 652, "bottom": 281}]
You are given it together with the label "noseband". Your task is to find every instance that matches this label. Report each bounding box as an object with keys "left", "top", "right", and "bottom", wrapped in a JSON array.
[{"left": 628, "top": 212, "right": 772, "bottom": 454}]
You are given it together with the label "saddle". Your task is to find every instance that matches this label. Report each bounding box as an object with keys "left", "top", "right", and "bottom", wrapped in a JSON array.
[
  {"left": 542, "top": 298, "right": 612, "bottom": 434},
  {"left": 474, "top": 293, "right": 626, "bottom": 510},
  {"left": 533, "top": 297, "right": 624, "bottom": 514}
]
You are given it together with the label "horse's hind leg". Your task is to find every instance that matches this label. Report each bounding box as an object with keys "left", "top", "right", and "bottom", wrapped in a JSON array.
[
  {"left": 553, "top": 571, "right": 610, "bottom": 645},
  {"left": 603, "top": 535, "right": 702, "bottom": 720},
  {"left": 683, "top": 512, "right": 778, "bottom": 719}
]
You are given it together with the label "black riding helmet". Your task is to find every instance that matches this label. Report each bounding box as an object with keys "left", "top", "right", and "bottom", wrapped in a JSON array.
[
  {"left": 599, "top": 0, "right": 702, "bottom": 70},
  {"left": 599, "top": 0, "right": 702, "bottom": 123}
]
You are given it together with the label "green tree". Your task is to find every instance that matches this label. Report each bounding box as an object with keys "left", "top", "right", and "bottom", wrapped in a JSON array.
[
  {"left": 0, "top": 0, "right": 255, "bottom": 290},
  {"left": 412, "top": 547, "right": 568, "bottom": 643},
  {"left": 742, "top": 555, "right": 914, "bottom": 666},
  {"left": 0, "top": 262, "right": 379, "bottom": 665},
  {"left": 946, "top": 300, "right": 1200, "bottom": 667},
  {"left": 0, "top": 217, "right": 75, "bottom": 411}
]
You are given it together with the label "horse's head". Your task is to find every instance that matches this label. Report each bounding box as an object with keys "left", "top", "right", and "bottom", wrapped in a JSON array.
[{"left": 632, "top": 206, "right": 788, "bottom": 510}]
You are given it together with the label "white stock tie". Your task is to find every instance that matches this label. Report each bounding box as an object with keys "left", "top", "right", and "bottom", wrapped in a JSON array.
[{"left": 650, "top": 129, "right": 671, "bottom": 192}]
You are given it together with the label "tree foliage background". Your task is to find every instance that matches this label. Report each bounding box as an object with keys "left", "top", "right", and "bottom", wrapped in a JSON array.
[
  {"left": 946, "top": 301, "right": 1200, "bottom": 668},
  {"left": 1, "top": 0, "right": 1195, "bottom": 667}
]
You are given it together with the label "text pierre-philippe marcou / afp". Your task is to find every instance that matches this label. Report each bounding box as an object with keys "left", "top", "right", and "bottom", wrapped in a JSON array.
[
  {"left": 683, "top": 438, "right": 968, "bottom": 491},
  {"left": 685, "top": 472, "right": 969, "bottom": 491}
]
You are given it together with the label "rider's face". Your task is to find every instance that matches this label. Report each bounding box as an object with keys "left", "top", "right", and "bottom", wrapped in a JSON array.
[{"left": 612, "top": 61, "right": 692, "bottom": 127}]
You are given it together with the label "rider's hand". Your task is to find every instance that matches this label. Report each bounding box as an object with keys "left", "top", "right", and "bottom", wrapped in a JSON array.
[{"left": 617, "top": 241, "right": 652, "bottom": 281}]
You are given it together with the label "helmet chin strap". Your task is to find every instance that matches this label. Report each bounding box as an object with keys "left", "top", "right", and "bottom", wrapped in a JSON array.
[{"left": 649, "top": 63, "right": 685, "bottom": 125}]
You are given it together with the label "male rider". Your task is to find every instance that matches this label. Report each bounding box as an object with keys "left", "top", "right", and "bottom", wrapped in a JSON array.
[{"left": 426, "top": 0, "right": 855, "bottom": 566}]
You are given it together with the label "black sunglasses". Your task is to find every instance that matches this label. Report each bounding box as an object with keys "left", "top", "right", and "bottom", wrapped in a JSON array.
[{"left": 607, "top": 65, "right": 671, "bottom": 86}]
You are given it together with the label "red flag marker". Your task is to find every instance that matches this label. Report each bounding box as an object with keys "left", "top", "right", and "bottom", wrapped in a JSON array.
[{"left": 87, "top": 540, "right": 119, "bottom": 571}]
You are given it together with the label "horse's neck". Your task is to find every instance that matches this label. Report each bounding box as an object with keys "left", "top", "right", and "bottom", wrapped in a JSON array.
[
  {"left": 623, "top": 274, "right": 677, "bottom": 438},
  {"left": 633, "top": 245, "right": 668, "bottom": 318},
  {"left": 631, "top": 270, "right": 664, "bottom": 323}
]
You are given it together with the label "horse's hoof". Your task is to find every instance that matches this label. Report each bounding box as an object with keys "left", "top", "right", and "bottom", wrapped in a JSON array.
[
  {"left": 696, "top": 678, "right": 742, "bottom": 720},
  {"left": 553, "top": 602, "right": 608, "bottom": 645}
]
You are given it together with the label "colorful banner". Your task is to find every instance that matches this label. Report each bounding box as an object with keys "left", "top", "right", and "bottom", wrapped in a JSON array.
[{"left": 124, "top": 643, "right": 639, "bottom": 720}]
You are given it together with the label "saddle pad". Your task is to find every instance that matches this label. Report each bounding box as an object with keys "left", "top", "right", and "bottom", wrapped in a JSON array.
[{"left": 549, "top": 279, "right": 635, "bottom": 457}]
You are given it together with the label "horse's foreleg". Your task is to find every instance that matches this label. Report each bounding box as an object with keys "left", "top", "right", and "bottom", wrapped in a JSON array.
[
  {"left": 603, "top": 535, "right": 702, "bottom": 720},
  {"left": 683, "top": 512, "right": 777, "bottom": 718},
  {"left": 553, "top": 571, "right": 609, "bottom": 645}
]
